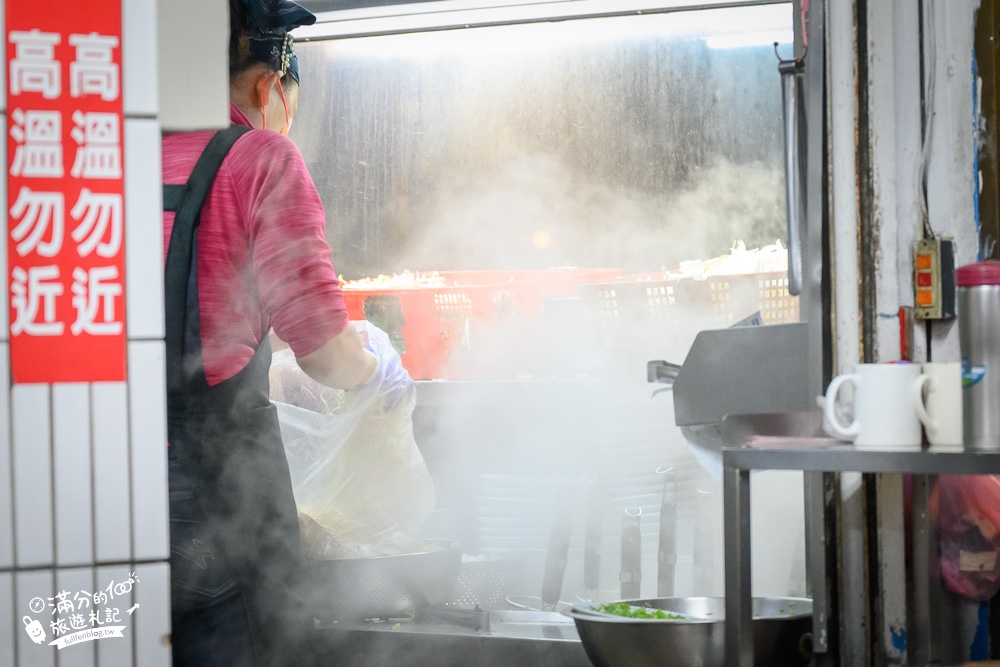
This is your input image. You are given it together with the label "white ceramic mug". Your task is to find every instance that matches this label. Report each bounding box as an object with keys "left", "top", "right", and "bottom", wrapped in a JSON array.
[
  {"left": 914, "top": 362, "right": 964, "bottom": 451},
  {"left": 823, "top": 363, "right": 924, "bottom": 450}
]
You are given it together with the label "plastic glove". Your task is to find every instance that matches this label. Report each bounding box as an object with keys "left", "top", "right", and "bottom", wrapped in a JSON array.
[{"left": 345, "top": 321, "right": 415, "bottom": 417}]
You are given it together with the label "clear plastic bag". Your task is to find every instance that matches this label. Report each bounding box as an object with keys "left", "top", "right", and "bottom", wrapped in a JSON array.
[
  {"left": 930, "top": 475, "right": 1000, "bottom": 601},
  {"left": 269, "top": 321, "right": 435, "bottom": 558}
]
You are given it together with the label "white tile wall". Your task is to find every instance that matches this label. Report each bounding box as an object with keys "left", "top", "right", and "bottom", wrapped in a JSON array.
[
  {"left": 0, "top": 573, "right": 14, "bottom": 667},
  {"left": 157, "top": 0, "right": 230, "bottom": 130},
  {"left": 92, "top": 383, "right": 132, "bottom": 563},
  {"left": 0, "top": 346, "right": 11, "bottom": 569},
  {"left": 95, "top": 564, "right": 134, "bottom": 667},
  {"left": 53, "top": 384, "right": 94, "bottom": 567},
  {"left": 55, "top": 567, "right": 96, "bottom": 667},
  {"left": 128, "top": 342, "right": 169, "bottom": 561},
  {"left": 123, "top": 0, "right": 159, "bottom": 117},
  {"left": 4, "top": 0, "right": 181, "bottom": 663},
  {"left": 125, "top": 119, "right": 165, "bottom": 340},
  {"left": 12, "top": 384, "right": 53, "bottom": 567},
  {"left": 132, "top": 562, "right": 171, "bottom": 667},
  {"left": 15, "top": 569, "right": 55, "bottom": 667}
]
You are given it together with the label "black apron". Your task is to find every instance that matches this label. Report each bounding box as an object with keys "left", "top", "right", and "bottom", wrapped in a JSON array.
[{"left": 163, "top": 125, "right": 314, "bottom": 666}]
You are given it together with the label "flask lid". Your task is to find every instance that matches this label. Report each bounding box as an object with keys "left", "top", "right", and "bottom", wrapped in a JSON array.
[{"left": 957, "top": 260, "right": 1000, "bottom": 286}]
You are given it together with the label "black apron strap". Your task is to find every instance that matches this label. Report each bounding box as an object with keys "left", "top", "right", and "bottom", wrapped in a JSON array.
[
  {"left": 163, "top": 124, "right": 252, "bottom": 395},
  {"left": 162, "top": 184, "right": 185, "bottom": 212},
  {"left": 163, "top": 124, "right": 316, "bottom": 666}
]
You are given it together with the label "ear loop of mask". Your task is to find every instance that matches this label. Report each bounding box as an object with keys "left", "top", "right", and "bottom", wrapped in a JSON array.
[
  {"left": 278, "top": 79, "right": 291, "bottom": 136},
  {"left": 260, "top": 78, "right": 268, "bottom": 131},
  {"left": 259, "top": 73, "right": 290, "bottom": 134}
]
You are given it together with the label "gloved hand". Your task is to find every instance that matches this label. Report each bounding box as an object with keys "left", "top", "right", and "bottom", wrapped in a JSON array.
[{"left": 345, "top": 321, "right": 415, "bottom": 417}]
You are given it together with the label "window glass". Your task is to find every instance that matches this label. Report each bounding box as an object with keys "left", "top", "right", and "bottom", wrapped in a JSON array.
[{"left": 293, "top": 4, "right": 793, "bottom": 278}]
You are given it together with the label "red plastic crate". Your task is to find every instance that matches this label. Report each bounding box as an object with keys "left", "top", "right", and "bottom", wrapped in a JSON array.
[
  {"left": 437, "top": 269, "right": 624, "bottom": 313},
  {"left": 579, "top": 271, "right": 799, "bottom": 368},
  {"left": 342, "top": 284, "right": 506, "bottom": 380},
  {"left": 342, "top": 269, "right": 624, "bottom": 379}
]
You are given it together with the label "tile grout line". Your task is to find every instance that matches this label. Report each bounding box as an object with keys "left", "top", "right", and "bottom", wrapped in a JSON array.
[
  {"left": 6, "top": 573, "right": 15, "bottom": 667},
  {"left": 126, "top": 365, "right": 137, "bottom": 666},
  {"left": 5, "top": 351, "right": 17, "bottom": 667},
  {"left": 49, "top": 386, "right": 58, "bottom": 572},
  {"left": 47, "top": 385, "right": 59, "bottom": 667},
  {"left": 88, "top": 383, "right": 98, "bottom": 588},
  {"left": 0, "top": 556, "right": 168, "bottom": 574}
]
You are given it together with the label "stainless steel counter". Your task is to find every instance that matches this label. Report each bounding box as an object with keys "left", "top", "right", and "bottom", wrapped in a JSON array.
[
  {"left": 722, "top": 443, "right": 1000, "bottom": 667},
  {"left": 312, "top": 614, "right": 590, "bottom": 666}
]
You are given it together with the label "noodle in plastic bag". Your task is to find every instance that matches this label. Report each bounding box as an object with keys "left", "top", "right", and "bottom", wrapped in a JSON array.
[{"left": 269, "top": 321, "right": 435, "bottom": 558}]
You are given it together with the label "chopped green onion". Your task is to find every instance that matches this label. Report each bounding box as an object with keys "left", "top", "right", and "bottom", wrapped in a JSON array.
[{"left": 592, "top": 603, "right": 687, "bottom": 619}]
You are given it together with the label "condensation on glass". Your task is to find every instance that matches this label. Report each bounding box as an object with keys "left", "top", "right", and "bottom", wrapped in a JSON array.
[{"left": 292, "top": 4, "right": 793, "bottom": 279}]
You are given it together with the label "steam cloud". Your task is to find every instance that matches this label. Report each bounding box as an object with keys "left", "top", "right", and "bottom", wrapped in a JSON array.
[{"left": 398, "top": 154, "right": 785, "bottom": 273}]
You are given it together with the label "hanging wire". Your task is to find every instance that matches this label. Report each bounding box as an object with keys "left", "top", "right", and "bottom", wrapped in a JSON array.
[
  {"left": 799, "top": 0, "right": 810, "bottom": 51},
  {"left": 774, "top": 40, "right": 808, "bottom": 68},
  {"left": 917, "top": 0, "right": 938, "bottom": 239},
  {"left": 773, "top": 0, "right": 810, "bottom": 67}
]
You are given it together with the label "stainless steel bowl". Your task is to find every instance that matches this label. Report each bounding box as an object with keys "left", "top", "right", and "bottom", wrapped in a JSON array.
[
  {"left": 565, "top": 596, "right": 812, "bottom": 667},
  {"left": 307, "top": 544, "right": 463, "bottom": 621}
]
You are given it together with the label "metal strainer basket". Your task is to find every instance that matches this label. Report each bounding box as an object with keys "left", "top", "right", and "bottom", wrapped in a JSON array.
[{"left": 442, "top": 558, "right": 524, "bottom": 609}]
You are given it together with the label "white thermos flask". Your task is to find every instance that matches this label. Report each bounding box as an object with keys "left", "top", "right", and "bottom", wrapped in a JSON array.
[{"left": 958, "top": 261, "right": 1000, "bottom": 450}]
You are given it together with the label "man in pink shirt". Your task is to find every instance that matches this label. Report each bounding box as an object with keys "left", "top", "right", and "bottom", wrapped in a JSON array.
[{"left": 162, "top": 1, "right": 375, "bottom": 664}]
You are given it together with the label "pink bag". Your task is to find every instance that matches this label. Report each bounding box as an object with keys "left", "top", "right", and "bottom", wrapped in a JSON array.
[{"left": 931, "top": 475, "right": 1000, "bottom": 601}]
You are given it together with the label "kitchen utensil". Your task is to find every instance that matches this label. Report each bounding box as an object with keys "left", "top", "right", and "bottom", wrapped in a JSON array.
[
  {"left": 441, "top": 558, "right": 523, "bottom": 610},
  {"left": 423, "top": 605, "right": 492, "bottom": 631},
  {"left": 541, "top": 497, "right": 574, "bottom": 611},
  {"left": 823, "top": 363, "right": 924, "bottom": 450},
  {"left": 957, "top": 261, "right": 1000, "bottom": 450},
  {"left": 779, "top": 53, "right": 805, "bottom": 297},
  {"left": 583, "top": 473, "right": 602, "bottom": 599},
  {"left": 656, "top": 468, "right": 677, "bottom": 597},
  {"left": 505, "top": 595, "right": 573, "bottom": 614},
  {"left": 647, "top": 360, "right": 681, "bottom": 384},
  {"left": 565, "top": 596, "right": 813, "bottom": 667},
  {"left": 647, "top": 360, "right": 681, "bottom": 398},
  {"left": 620, "top": 508, "right": 642, "bottom": 599},
  {"left": 914, "top": 362, "right": 963, "bottom": 451},
  {"left": 307, "top": 543, "right": 462, "bottom": 621}
]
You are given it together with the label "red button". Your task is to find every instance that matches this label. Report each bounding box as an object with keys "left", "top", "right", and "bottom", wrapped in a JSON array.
[{"left": 917, "top": 272, "right": 933, "bottom": 287}]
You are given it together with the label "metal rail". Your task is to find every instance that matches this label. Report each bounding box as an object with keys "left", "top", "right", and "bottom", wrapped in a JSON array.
[{"left": 296, "top": 0, "right": 788, "bottom": 40}]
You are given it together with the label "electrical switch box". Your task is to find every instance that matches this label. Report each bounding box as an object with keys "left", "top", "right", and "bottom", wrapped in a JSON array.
[{"left": 913, "top": 237, "right": 956, "bottom": 320}]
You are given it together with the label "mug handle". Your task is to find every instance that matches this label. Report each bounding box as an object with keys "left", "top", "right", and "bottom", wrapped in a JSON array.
[
  {"left": 913, "top": 375, "right": 938, "bottom": 432},
  {"left": 823, "top": 374, "right": 861, "bottom": 440}
]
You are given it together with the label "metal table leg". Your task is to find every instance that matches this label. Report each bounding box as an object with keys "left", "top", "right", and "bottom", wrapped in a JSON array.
[
  {"left": 910, "top": 473, "right": 940, "bottom": 664},
  {"left": 724, "top": 464, "right": 753, "bottom": 667},
  {"left": 803, "top": 471, "right": 829, "bottom": 654}
]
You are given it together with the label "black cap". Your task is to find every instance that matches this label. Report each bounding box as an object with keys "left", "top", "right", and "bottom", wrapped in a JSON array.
[{"left": 242, "top": 0, "right": 315, "bottom": 77}]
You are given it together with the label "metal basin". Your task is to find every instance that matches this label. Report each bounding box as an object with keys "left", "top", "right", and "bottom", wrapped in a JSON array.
[
  {"left": 565, "top": 596, "right": 812, "bottom": 667},
  {"left": 307, "top": 544, "right": 463, "bottom": 621}
]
